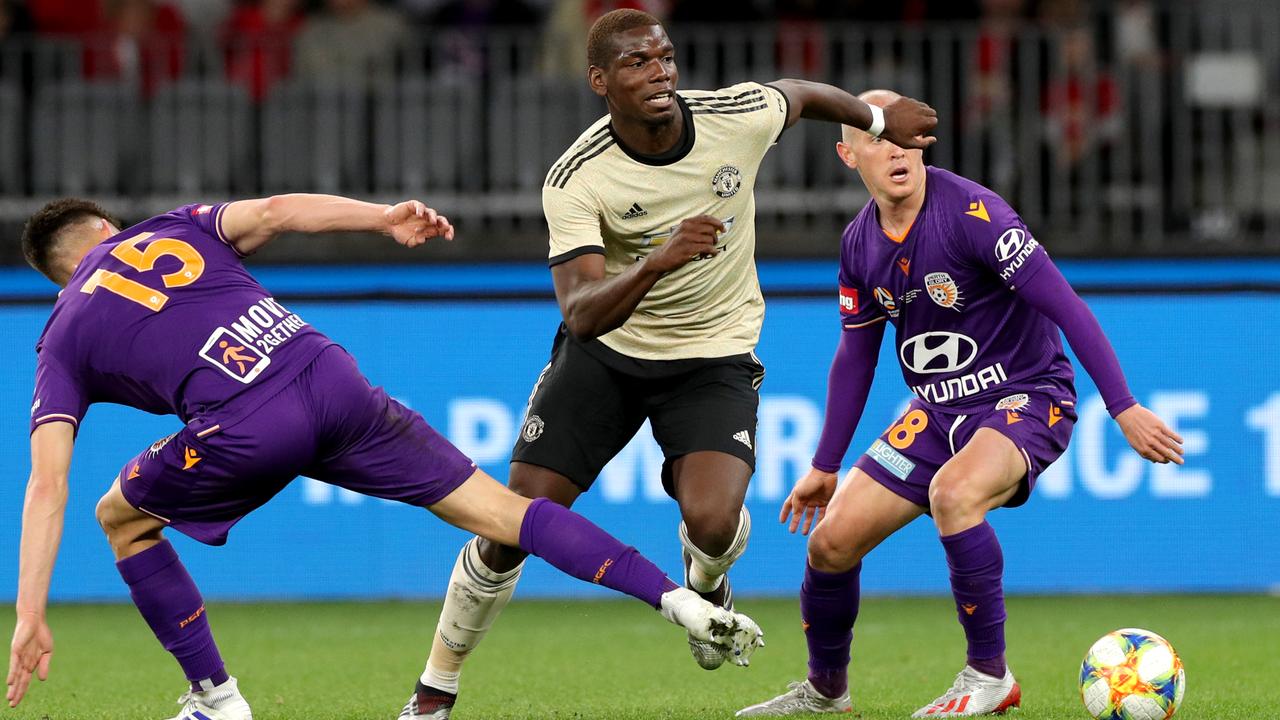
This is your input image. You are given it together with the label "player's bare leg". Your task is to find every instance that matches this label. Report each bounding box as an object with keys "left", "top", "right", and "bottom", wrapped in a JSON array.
[
  {"left": 738, "top": 469, "right": 922, "bottom": 716},
  {"left": 672, "top": 451, "right": 752, "bottom": 669},
  {"left": 913, "top": 428, "right": 1025, "bottom": 718},
  {"left": 409, "top": 469, "right": 764, "bottom": 719},
  {"left": 411, "top": 464, "right": 582, "bottom": 718},
  {"left": 96, "top": 480, "right": 252, "bottom": 720}
]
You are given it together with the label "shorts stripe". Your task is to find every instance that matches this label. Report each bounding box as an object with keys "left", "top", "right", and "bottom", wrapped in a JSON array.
[{"left": 947, "top": 414, "right": 968, "bottom": 455}]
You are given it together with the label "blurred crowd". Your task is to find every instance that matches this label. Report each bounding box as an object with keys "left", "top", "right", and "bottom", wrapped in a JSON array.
[
  {"left": 0, "top": 0, "right": 1182, "bottom": 197},
  {"left": 0, "top": 0, "right": 1162, "bottom": 98}
]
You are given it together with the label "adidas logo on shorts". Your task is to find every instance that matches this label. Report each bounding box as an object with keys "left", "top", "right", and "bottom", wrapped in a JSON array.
[{"left": 732, "top": 430, "right": 752, "bottom": 450}]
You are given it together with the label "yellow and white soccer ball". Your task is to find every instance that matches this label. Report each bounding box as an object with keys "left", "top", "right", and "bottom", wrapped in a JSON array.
[{"left": 1079, "top": 628, "right": 1185, "bottom": 720}]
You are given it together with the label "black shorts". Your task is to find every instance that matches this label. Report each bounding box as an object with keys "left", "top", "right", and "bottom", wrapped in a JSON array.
[{"left": 511, "top": 326, "right": 765, "bottom": 495}]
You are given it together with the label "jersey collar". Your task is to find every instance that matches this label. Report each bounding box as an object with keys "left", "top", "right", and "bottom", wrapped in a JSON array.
[{"left": 609, "top": 95, "right": 696, "bottom": 167}]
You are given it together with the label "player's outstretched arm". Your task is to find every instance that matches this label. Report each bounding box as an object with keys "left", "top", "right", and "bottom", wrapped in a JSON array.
[
  {"left": 768, "top": 79, "right": 938, "bottom": 149},
  {"left": 1014, "top": 264, "right": 1184, "bottom": 464},
  {"left": 1114, "top": 404, "right": 1185, "bottom": 465},
  {"left": 553, "top": 215, "right": 725, "bottom": 341},
  {"left": 7, "top": 422, "right": 74, "bottom": 708},
  {"left": 782, "top": 323, "right": 886, "bottom": 535},
  {"left": 217, "top": 194, "right": 454, "bottom": 256}
]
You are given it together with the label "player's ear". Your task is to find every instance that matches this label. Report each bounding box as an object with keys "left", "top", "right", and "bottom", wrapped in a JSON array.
[
  {"left": 836, "top": 140, "right": 858, "bottom": 170},
  {"left": 588, "top": 65, "right": 607, "bottom": 98}
]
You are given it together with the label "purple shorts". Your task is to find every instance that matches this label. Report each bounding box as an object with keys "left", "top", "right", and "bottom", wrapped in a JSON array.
[
  {"left": 119, "top": 346, "right": 476, "bottom": 545},
  {"left": 853, "top": 390, "right": 1075, "bottom": 510}
]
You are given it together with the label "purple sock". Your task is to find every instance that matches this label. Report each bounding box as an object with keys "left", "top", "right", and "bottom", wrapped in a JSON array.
[
  {"left": 801, "top": 561, "right": 860, "bottom": 699},
  {"left": 940, "top": 521, "right": 1007, "bottom": 676},
  {"left": 518, "top": 497, "right": 678, "bottom": 608},
  {"left": 116, "top": 540, "right": 228, "bottom": 690}
]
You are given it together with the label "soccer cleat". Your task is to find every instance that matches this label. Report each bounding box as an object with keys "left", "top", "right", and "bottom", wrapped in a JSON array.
[
  {"left": 167, "top": 676, "right": 253, "bottom": 720},
  {"left": 658, "top": 586, "right": 764, "bottom": 666},
  {"left": 735, "top": 679, "right": 852, "bottom": 716},
  {"left": 911, "top": 666, "right": 1021, "bottom": 717},
  {"left": 397, "top": 680, "right": 456, "bottom": 719},
  {"left": 683, "top": 549, "right": 734, "bottom": 670}
]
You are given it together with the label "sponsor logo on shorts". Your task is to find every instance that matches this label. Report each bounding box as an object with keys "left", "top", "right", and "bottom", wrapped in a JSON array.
[
  {"left": 1005, "top": 411, "right": 1022, "bottom": 424},
  {"left": 995, "top": 393, "right": 1029, "bottom": 411},
  {"left": 924, "top": 271, "right": 964, "bottom": 310},
  {"left": 839, "top": 285, "right": 859, "bottom": 315},
  {"left": 127, "top": 463, "right": 141, "bottom": 480},
  {"left": 868, "top": 439, "right": 915, "bottom": 481},
  {"left": 712, "top": 165, "right": 742, "bottom": 198},
  {"left": 143, "top": 433, "right": 178, "bottom": 460},
  {"left": 733, "top": 430, "right": 753, "bottom": 450},
  {"left": 182, "top": 447, "right": 202, "bottom": 470},
  {"left": 1049, "top": 404, "right": 1064, "bottom": 427},
  {"left": 522, "top": 414, "right": 545, "bottom": 442}
]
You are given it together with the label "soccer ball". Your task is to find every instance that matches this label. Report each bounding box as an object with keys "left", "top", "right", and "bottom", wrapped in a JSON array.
[{"left": 1079, "top": 628, "right": 1185, "bottom": 720}]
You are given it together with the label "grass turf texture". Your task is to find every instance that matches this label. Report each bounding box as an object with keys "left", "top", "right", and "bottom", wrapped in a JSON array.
[{"left": 4, "top": 595, "right": 1277, "bottom": 719}]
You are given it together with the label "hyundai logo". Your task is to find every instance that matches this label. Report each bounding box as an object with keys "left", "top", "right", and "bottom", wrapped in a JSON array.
[
  {"left": 994, "top": 228, "right": 1025, "bottom": 262},
  {"left": 899, "top": 332, "right": 979, "bottom": 374}
]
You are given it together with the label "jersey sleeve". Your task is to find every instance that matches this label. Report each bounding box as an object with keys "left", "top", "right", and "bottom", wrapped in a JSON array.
[
  {"left": 30, "top": 350, "right": 88, "bottom": 435},
  {"left": 722, "top": 81, "right": 789, "bottom": 149},
  {"left": 755, "top": 83, "right": 791, "bottom": 146},
  {"left": 543, "top": 184, "right": 605, "bottom": 267},
  {"left": 953, "top": 191, "right": 1050, "bottom": 290},
  {"left": 171, "top": 203, "right": 246, "bottom": 258},
  {"left": 837, "top": 242, "right": 887, "bottom": 330}
]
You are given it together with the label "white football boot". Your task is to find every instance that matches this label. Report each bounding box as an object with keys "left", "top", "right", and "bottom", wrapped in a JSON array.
[
  {"left": 658, "top": 586, "right": 764, "bottom": 666},
  {"left": 168, "top": 677, "right": 252, "bottom": 720},
  {"left": 911, "top": 666, "right": 1021, "bottom": 717},
  {"left": 683, "top": 549, "right": 735, "bottom": 670},
  {"left": 397, "top": 681, "right": 455, "bottom": 719},
  {"left": 735, "top": 679, "right": 852, "bottom": 716}
]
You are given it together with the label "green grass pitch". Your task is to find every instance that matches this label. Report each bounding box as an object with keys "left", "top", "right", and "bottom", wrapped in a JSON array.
[{"left": 5, "top": 595, "right": 1278, "bottom": 719}]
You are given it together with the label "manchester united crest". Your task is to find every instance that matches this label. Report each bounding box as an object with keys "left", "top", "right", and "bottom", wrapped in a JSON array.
[
  {"left": 712, "top": 165, "right": 742, "bottom": 198},
  {"left": 924, "top": 271, "right": 964, "bottom": 310}
]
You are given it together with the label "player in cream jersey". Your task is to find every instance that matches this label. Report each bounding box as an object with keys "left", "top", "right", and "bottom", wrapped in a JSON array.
[
  {"left": 541, "top": 81, "right": 786, "bottom": 360},
  {"left": 413, "top": 11, "right": 938, "bottom": 717}
]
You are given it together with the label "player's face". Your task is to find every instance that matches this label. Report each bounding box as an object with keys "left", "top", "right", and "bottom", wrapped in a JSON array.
[
  {"left": 596, "top": 25, "right": 679, "bottom": 127},
  {"left": 852, "top": 135, "right": 925, "bottom": 202}
]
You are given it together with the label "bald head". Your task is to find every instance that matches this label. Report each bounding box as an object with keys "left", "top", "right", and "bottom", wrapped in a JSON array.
[{"left": 841, "top": 89, "right": 902, "bottom": 145}]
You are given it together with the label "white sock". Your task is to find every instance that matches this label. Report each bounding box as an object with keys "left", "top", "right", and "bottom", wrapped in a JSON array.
[
  {"left": 422, "top": 538, "right": 523, "bottom": 684},
  {"left": 420, "top": 665, "right": 460, "bottom": 695}
]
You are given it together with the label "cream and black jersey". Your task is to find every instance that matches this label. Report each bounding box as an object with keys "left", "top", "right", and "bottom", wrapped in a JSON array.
[{"left": 543, "top": 81, "right": 789, "bottom": 360}]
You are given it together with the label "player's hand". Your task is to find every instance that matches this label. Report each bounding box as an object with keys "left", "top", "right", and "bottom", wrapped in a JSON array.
[
  {"left": 880, "top": 96, "right": 938, "bottom": 150},
  {"left": 1115, "top": 404, "right": 1184, "bottom": 464},
  {"left": 6, "top": 611, "right": 53, "bottom": 708},
  {"left": 645, "top": 215, "right": 726, "bottom": 274},
  {"left": 384, "top": 200, "right": 454, "bottom": 247},
  {"left": 780, "top": 467, "right": 839, "bottom": 535}
]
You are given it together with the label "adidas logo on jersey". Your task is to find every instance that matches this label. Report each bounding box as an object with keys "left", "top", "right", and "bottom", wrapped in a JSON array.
[
  {"left": 732, "top": 430, "right": 752, "bottom": 450},
  {"left": 620, "top": 202, "right": 648, "bottom": 220}
]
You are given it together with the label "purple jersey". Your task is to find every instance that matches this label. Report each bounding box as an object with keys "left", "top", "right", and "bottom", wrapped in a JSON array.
[
  {"left": 838, "top": 167, "right": 1075, "bottom": 412},
  {"left": 31, "top": 203, "right": 332, "bottom": 435}
]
